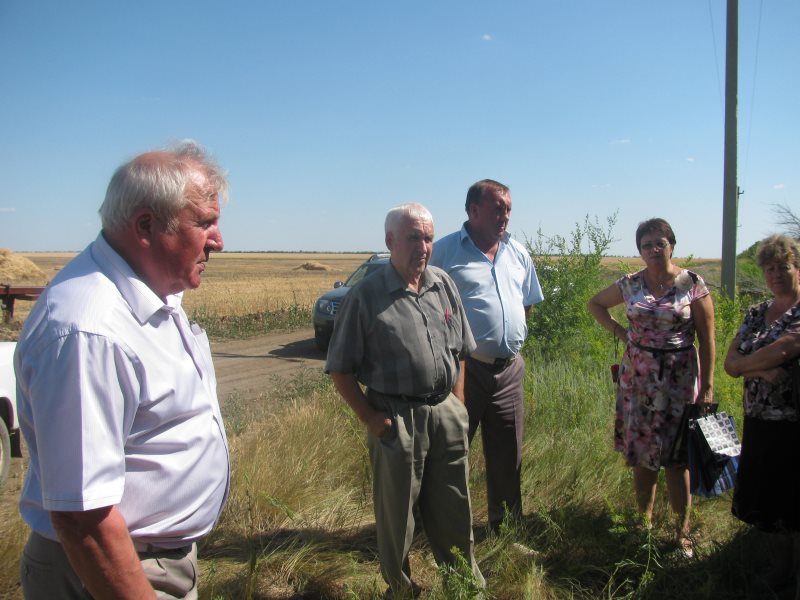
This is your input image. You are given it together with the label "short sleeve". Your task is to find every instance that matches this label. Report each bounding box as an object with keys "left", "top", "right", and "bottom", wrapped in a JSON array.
[
  {"left": 324, "top": 290, "right": 365, "bottom": 374},
  {"left": 688, "top": 271, "right": 710, "bottom": 302},
  {"left": 616, "top": 274, "right": 634, "bottom": 302},
  {"left": 21, "top": 332, "right": 138, "bottom": 511},
  {"left": 786, "top": 306, "right": 800, "bottom": 334}
]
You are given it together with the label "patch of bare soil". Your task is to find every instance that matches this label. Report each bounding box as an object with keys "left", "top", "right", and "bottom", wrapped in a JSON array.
[{"left": 211, "top": 327, "right": 326, "bottom": 402}]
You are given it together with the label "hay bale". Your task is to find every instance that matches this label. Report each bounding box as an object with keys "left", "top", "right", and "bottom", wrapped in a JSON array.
[
  {"left": 293, "top": 261, "right": 332, "bottom": 271},
  {"left": 0, "top": 248, "right": 48, "bottom": 284}
]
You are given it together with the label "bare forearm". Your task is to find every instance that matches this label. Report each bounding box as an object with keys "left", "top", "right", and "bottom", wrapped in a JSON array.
[
  {"left": 725, "top": 333, "right": 800, "bottom": 377},
  {"left": 587, "top": 301, "right": 627, "bottom": 342},
  {"left": 453, "top": 360, "right": 465, "bottom": 403},
  {"left": 697, "top": 337, "right": 715, "bottom": 400},
  {"left": 51, "top": 507, "right": 155, "bottom": 600},
  {"left": 587, "top": 284, "right": 627, "bottom": 342},
  {"left": 691, "top": 295, "right": 715, "bottom": 402}
]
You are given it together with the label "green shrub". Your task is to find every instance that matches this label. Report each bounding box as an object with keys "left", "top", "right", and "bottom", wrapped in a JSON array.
[{"left": 524, "top": 214, "right": 618, "bottom": 361}]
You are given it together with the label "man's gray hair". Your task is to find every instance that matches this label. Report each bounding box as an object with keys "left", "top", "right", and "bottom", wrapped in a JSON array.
[
  {"left": 99, "top": 140, "right": 228, "bottom": 233},
  {"left": 384, "top": 203, "right": 434, "bottom": 235}
]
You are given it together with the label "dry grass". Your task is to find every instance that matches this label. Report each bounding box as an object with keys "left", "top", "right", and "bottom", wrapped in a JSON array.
[
  {"left": 0, "top": 249, "right": 49, "bottom": 284},
  {"left": 183, "top": 253, "right": 371, "bottom": 316},
  {"left": 0, "top": 456, "right": 28, "bottom": 599},
  {"left": 8, "top": 252, "right": 723, "bottom": 325}
]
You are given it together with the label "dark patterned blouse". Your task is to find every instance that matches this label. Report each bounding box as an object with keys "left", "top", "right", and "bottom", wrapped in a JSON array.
[{"left": 736, "top": 301, "right": 800, "bottom": 421}]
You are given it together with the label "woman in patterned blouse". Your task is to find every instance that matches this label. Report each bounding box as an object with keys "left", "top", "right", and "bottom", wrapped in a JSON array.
[{"left": 725, "top": 234, "right": 800, "bottom": 595}]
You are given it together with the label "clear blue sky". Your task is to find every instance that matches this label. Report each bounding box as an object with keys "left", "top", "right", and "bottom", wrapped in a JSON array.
[{"left": 1, "top": 1, "right": 797, "bottom": 257}]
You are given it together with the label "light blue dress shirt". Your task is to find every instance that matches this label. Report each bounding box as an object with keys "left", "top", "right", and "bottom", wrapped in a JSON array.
[{"left": 430, "top": 224, "right": 544, "bottom": 358}]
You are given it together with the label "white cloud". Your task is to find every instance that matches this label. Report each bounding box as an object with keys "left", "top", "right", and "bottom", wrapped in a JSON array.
[
  {"left": 686, "top": 157, "right": 695, "bottom": 162},
  {"left": 0, "top": 207, "right": 16, "bottom": 212},
  {"left": 609, "top": 138, "right": 631, "bottom": 146},
  {"left": 592, "top": 183, "right": 611, "bottom": 189},
  {"left": 481, "top": 34, "right": 492, "bottom": 41},
  {"left": 773, "top": 183, "right": 785, "bottom": 190}
]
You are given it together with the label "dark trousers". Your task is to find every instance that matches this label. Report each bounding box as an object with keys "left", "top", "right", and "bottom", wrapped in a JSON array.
[{"left": 465, "top": 355, "right": 525, "bottom": 530}]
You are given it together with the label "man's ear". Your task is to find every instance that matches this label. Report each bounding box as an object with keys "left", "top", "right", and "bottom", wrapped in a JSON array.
[
  {"left": 385, "top": 231, "right": 394, "bottom": 252},
  {"left": 132, "top": 209, "right": 156, "bottom": 248},
  {"left": 467, "top": 202, "right": 479, "bottom": 222}
]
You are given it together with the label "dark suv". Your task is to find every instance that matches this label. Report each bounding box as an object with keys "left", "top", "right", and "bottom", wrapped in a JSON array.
[{"left": 313, "top": 253, "right": 390, "bottom": 351}]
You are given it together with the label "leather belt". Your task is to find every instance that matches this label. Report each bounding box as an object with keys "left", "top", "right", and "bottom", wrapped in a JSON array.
[
  {"left": 629, "top": 341, "right": 693, "bottom": 379},
  {"left": 381, "top": 389, "right": 452, "bottom": 406},
  {"left": 470, "top": 352, "right": 518, "bottom": 370},
  {"left": 133, "top": 540, "right": 192, "bottom": 554}
]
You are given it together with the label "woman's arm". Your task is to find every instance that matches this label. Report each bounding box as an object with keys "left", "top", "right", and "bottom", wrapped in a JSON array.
[
  {"left": 691, "top": 294, "right": 715, "bottom": 404},
  {"left": 724, "top": 332, "right": 800, "bottom": 377},
  {"left": 587, "top": 283, "right": 628, "bottom": 342}
]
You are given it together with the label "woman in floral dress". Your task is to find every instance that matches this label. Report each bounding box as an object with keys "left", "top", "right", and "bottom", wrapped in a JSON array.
[
  {"left": 725, "top": 234, "right": 800, "bottom": 595},
  {"left": 588, "top": 218, "right": 715, "bottom": 553}
]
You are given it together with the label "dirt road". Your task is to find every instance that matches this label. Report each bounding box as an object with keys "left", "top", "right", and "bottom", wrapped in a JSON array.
[{"left": 212, "top": 327, "right": 328, "bottom": 402}]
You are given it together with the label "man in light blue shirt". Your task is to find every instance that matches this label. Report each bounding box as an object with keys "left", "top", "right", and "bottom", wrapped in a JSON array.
[{"left": 430, "top": 179, "right": 543, "bottom": 532}]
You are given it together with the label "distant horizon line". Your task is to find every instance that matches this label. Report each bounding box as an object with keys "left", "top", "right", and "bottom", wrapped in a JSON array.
[{"left": 12, "top": 249, "right": 724, "bottom": 260}]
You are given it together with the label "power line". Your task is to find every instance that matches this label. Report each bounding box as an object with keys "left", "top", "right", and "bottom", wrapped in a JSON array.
[
  {"left": 741, "top": 0, "right": 764, "bottom": 192},
  {"left": 707, "top": 0, "right": 725, "bottom": 116}
]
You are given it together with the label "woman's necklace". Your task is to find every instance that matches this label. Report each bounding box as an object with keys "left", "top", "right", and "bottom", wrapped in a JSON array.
[{"left": 646, "top": 268, "right": 676, "bottom": 295}]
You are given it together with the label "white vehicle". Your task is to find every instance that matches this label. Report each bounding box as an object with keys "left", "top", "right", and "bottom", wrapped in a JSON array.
[{"left": 0, "top": 342, "right": 21, "bottom": 486}]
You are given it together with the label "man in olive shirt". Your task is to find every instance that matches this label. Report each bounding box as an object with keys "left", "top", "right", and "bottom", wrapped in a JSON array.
[{"left": 326, "top": 203, "right": 484, "bottom": 598}]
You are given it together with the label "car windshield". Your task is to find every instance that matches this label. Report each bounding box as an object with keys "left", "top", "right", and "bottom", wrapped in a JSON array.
[{"left": 344, "top": 262, "right": 386, "bottom": 288}]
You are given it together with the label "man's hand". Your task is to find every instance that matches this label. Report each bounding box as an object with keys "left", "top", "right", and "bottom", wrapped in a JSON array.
[
  {"left": 330, "top": 372, "right": 392, "bottom": 438},
  {"left": 365, "top": 410, "right": 393, "bottom": 438}
]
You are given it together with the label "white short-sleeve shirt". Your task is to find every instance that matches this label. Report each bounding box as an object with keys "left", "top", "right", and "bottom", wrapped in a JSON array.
[{"left": 15, "top": 234, "right": 229, "bottom": 547}]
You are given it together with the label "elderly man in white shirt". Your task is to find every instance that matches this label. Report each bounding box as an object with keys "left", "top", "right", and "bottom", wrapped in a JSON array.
[{"left": 15, "top": 141, "right": 229, "bottom": 600}]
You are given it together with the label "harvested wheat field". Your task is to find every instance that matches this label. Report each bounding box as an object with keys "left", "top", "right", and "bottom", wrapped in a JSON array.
[
  {"left": 6, "top": 252, "right": 374, "bottom": 324},
  {"left": 181, "top": 252, "right": 373, "bottom": 316},
  {"left": 5, "top": 251, "right": 721, "bottom": 331}
]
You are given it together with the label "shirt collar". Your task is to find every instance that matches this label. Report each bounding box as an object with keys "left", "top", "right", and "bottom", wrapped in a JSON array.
[
  {"left": 91, "top": 233, "right": 182, "bottom": 324},
  {"left": 384, "top": 262, "right": 441, "bottom": 294},
  {"left": 458, "top": 222, "right": 510, "bottom": 252}
]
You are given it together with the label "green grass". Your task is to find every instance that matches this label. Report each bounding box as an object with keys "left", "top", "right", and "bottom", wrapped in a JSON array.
[
  {"left": 0, "top": 336, "right": 763, "bottom": 600},
  {"left": 190, "top": 348, "right": 757, "bottom": 600},
  {"left": 190, "top": 303, "right": 312, "bottom": 340}
]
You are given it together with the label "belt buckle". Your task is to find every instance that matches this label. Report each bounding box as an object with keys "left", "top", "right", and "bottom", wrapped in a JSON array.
[
  {"left": 421, "top": 390, "right": 449, "bottom": 405},
  {"left": 493, "top": 355, "right": 515, "bottom": 369}
]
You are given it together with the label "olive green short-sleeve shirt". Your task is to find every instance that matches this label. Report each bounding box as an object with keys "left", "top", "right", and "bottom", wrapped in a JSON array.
[{"left": 325, "top": 264, "right": 475, "bottom": 396}]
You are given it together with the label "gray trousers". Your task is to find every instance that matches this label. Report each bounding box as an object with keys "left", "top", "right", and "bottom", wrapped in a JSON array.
[
  {"left": 367, "top": 391, "right": 484, "bottom": 594},
  {"left": 465, "top": 356, "right": 526, "bottom": 530},
  {"left": 20, "top": 532, "right": 198, "bottom": 599}
]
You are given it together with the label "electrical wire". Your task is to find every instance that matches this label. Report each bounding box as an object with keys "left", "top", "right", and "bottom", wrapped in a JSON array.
[
  {"left": 741, "top": 0, "right": 764, "bottom": 192},
  {"left": 707, "top": 0, "right": 724, "bottom": 116}
]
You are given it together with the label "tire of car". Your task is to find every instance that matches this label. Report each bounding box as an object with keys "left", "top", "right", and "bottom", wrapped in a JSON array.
[
  {"left": 0, "top": 418, "right": 10, "bottom": 487},
  {"left": 314, "top": 330, "right": 330, "bottom": 353}
]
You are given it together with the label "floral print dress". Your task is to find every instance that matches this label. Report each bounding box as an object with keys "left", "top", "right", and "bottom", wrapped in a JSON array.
[{"left": 615, "top": 269, "right": 709, "bottom": 470}]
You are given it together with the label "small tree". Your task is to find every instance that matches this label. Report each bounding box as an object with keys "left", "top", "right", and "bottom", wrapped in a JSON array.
[
  {"left": 524, "top": 214, "right": 617, "bottom": 359},
  {"left": 772, "top": 202, "right": 800, "bottom": 239}
]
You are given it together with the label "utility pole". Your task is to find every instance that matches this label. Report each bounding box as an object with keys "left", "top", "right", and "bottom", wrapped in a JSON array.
[{"left": 721, "top": 0, "right": 738, "bottom": 298}]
